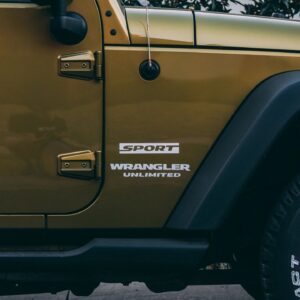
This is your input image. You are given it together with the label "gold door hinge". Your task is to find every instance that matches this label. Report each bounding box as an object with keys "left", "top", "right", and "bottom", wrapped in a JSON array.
[
  {"left": 94, "top": 50, "right": 103, "bottom": 80},
  {"left": 58, "top": 50, "right": 103, "bottom": 80},
  {"left": 57, "top": 150, "right": 102, "bottom": 180}
]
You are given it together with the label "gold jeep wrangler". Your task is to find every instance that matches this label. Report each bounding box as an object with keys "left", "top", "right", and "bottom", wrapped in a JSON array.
[{"left": 0, "top": 0, "right": 300, "bottom": 299}]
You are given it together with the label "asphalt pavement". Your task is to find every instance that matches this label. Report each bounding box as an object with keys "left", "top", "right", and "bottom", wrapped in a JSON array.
[{"left": 0, "top": 283, "right": 254, "bottom": 299}]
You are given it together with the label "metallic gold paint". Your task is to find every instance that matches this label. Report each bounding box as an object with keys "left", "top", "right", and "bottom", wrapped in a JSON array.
[
  {"left": 196, "top": 12, "right": 300, "bottom": 50},
  {"left": 126, "top": 8, "right": 194, "bottom": 46},
  {"left": 97, "top": 0, "right": 130, "bottom": 45},
  {"left": 48, "top": 46, "right": 300, "bottom": 228},
  {"left": 0, "top": 0, "right": 103, "bottom": 216},
  {"left": 2, "top": 2, "right": 300, "bottom": 229}
]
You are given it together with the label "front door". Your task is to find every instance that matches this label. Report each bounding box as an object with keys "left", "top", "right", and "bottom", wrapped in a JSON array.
[{"left": 0, "top": 0, "right": 103, "bottom": 213}]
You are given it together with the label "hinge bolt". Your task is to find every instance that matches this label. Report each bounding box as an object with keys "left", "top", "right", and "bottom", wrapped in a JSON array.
[
  {"left": 81, "top": 162, "right": 87, "bottom": 168},
  {"left": 110, "top": 29, "right": 117, "bottom": 36},
  {"left": 106, "top": 10, "right": 112, "bottom": 17},
  {"left": 64, "top": 162, "right": 70, "bottom": 168},
  {"left": 63, "top": 63, "right": 70, "bottom": 69},
  {"left": 81, "top": 63, "right": 87, "bottom": 69}
]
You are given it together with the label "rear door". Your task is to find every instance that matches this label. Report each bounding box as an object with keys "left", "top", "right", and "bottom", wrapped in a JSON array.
[{"left": 0, "top": 0, "right": 103, "bottom": 213}]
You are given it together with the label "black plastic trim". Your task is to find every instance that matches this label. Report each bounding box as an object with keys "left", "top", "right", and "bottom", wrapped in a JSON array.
[
  {"left": 0, "top": 238, "right": 209, "bottom": 272},
  {"left": 167, "top": 71, "right": 300, "bottom": 231}
]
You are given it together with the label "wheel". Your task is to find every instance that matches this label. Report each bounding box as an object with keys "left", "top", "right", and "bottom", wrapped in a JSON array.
[{"left": 261, "top": 175, "right": 300, "bottom": 300}]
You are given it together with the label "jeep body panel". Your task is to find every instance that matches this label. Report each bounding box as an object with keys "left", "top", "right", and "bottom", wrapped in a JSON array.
[
  {"left": 126, "top": 7, "right": 300, "bottom": 50},
  {"left": 49, "top": 46, "right": 300, "bottom": 228},
  {"left": 100, "top": 0, "right": 130, "bottom": 45},
  {"left": 195, "top": 12, "right": 300, "bottom": 50},
  {"left": 126, "top": 8, "right": 194, "bottom": 45},
  {"left": 0, "top": 1, "right": 300, "bottom": 232},
  {"left": 0, "top": 0, "right": 103, "bottom": 219}
]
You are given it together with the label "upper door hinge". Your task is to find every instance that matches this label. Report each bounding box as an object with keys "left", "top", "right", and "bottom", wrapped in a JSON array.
[
  {"left": 58, "top": 50, "right": 103, "bottom": 80},
  {"left": 57, "top": 150, "right": 102, "bottom": 180},
  {"left": 94, "top": 50, "right": 103, "bottom": 80}
]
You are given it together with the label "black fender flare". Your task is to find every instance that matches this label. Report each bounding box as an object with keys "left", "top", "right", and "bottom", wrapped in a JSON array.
[{"left": 167, "top": 71, "right": 300, "bottom": 231}]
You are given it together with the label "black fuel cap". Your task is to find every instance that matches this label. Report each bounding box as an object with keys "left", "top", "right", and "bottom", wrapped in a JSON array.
[{"left": 139, "top": 60, "right": 160, "bottom": 81}]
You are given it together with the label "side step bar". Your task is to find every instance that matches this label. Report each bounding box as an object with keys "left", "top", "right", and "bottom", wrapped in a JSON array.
[{"left": 0, "top": 238, "right": 209, "bottom": 272}]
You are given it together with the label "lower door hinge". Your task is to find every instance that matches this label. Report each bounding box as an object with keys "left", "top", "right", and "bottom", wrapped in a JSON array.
[
  {"left": 57, "top": 150, "right": 102, "bottom": 180},
  {"left": 58, "top": 50, "right": 103, "bottom": 80}
]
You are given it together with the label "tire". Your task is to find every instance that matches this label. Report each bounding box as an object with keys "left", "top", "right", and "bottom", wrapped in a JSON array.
[
  {"left": 234, "top": 244, "right": 263, "bottom": 299},
  {"left": 261, "top": 175, "right": 300, "bottom": 300}
]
